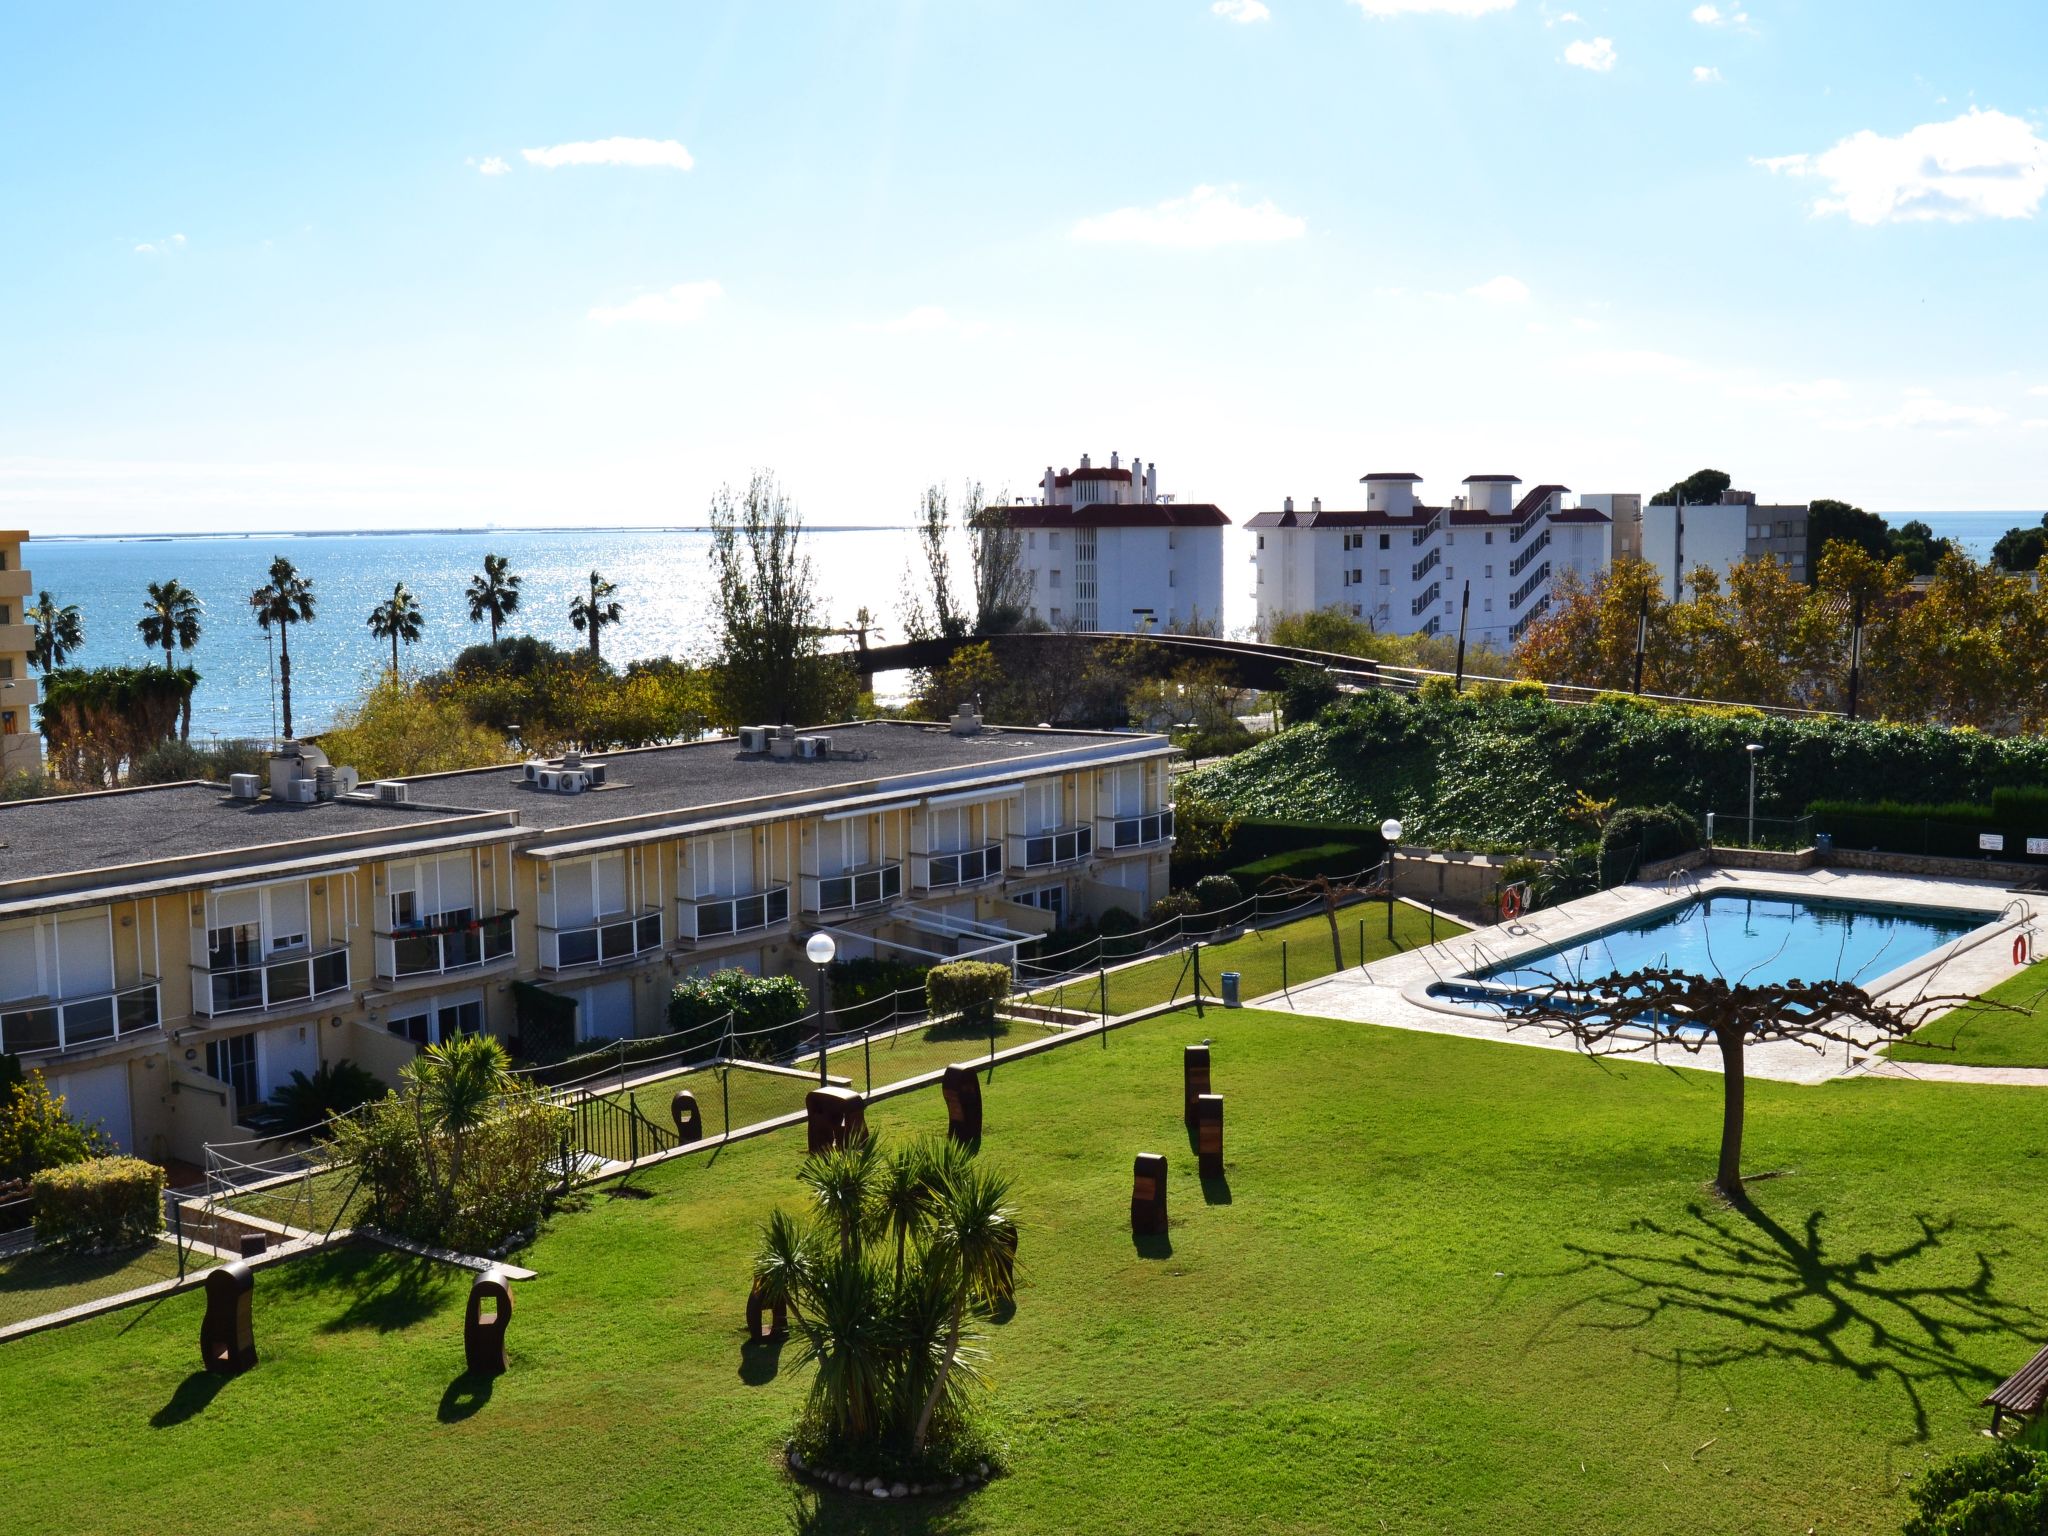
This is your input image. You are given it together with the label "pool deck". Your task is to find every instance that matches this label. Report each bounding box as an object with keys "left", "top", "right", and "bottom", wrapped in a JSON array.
[{"left": 1256, "top": 863, "right": 2034, "bottom": 1085}]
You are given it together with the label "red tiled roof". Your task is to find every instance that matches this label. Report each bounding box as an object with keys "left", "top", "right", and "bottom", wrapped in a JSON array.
[
  {"left": 1052, "top": 467, "right": 1134, "bottom": 487},
  {"left": 994, "top": 502, "right": 1230, "bottom": 529},
  {"left": 1548, "top": 506, "right": 1612, "bottom": 525}
]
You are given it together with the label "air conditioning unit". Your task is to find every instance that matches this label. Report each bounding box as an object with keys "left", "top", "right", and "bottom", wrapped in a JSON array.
[
  {"left": 582, "top": 759, "right": 607, "bottom": 786},
  {"left": 797, "top": 735, "right": 829, "bottom": 761},
  {"left": 737, "top": 726, "right": 771, "bottom": 754},
  {"left": 374, "top": 780, "right": 410, "bottom": 805},
  {"left": 228, "top": 773, "right": 261, "bottom": 800},
  {"left": 284, "top": 777, "right": 318, "bottom": 804},
  {"left": 537, "top": 769, "right": 588, "bottom": 795},
  {"left": 333, "top": 767, "right": 360, "bottom": 797},
  {"left": 770, "top": 725, "right": 798, "bottom": 761},
  {"left": 521, "top": 761, "right": 547, "bottom": 783}
]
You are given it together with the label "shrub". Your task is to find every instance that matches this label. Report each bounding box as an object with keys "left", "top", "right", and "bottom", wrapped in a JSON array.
[
  {"left": 1535, "top": 842, "right": 1602, "bottom": 906},
  {"left": 0, "top": 1070, "right": 112, "bottom": 1183},
  {"left": 1147, "top": 890, "right": 1203, "bottom": 924},
  {"left": 268, "top": 1059, "right": 386, "bottom": 1134},
  {"left": 1170, "top": 792, "right": 1238, "bottom": 870},
  {"left": 925, "top": 960, "right": 1010, "bottom": 1026},
  {"left": 1274, "top": 665, "right": 1340, "bottom": 727},
  {"left": 828, "top": 956, "right": 931, "bottom": 1009},
  {"left": 669, "top": 969, "right": 811, "bottom": 1060},
  {"left": 1903, "top": 1440, "right": 2046, "bottom": 1536},
  {"left": 1096, "top": 906, "right": 1141, "bottom": 937},
  {"left": 1601, "top": 804, "right": 1703, "bottom": 868},
  {"left": 319, "top": 675, "right": 513, "bottom": 780},
  {"left": 127, "top": 737, "right": 270, "bottom": 787},
  {"left": 1192, "top": 874, "right": 1242, "bottom": 912},
  {"left": 1416, "top": 676, "right": 1460, "bottom": 703},
  {"left": 31, "top": 1155, "right": 164, "bottom": 1251},
  {"left": 1177, "top": 724, "right": 1256, "bottom": 762}
]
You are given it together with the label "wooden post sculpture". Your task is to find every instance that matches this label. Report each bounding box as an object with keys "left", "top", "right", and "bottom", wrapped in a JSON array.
[
  {"left": 805, "top": 1085, "right": 866, "bottom": 1155},
  {"left": 1196, "top": 1094, "right": 1225, "bottom": 1180},
  {"left": 1183, "top": 1044, "right": 1211, "bottom": 1128},
  {"left": 1131, "top": 1153, "right": 1168, "bottom": 1236},
  {"left": 746, "top": 1280, "right": 787, "bottom": 1340},
  {"left": 942, "top": 1064, "right": 983, "bottom": 1144},
  {"left": 671, "top": 1089, "right": 702, "bottom": 1144},
  {"left": 200, "top": 1259, "right": 257, "bottom": 1376},
  {"left": 464, "top": 1267, "right": 513, "bottom": 1376}
]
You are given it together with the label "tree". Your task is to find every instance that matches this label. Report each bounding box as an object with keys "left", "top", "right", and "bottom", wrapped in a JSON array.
[
  {"left": 568, "top": 570, "right": 623, "bottom": 664},
  {"left": 27, "top": 591, "right": 83, "bottom": 675},
  {"left": 136, "top": 579, "right": 203, "bottom": 739},
  {"left": 902, "top": 485, "right": 968, "bottom": 643},
  {"left": 1648, "top": 468, "right": 1732, "bottom": 507},
  {"left": 0, "top": 1070, "right": 112, "bottom": 1183},
  {"left": 466, "top": 552, "right": 524, "bottom": 643},
  {"left": 1888, "top": 518, "right": 1956, "bottom": 577},
  {"left": 707, "top": 471, "right": 860, "bottom": 728},
  {"left": 1503, "top": 969, "right": 1970, "bottom": 1200},
  {"left": 367, "top": 581, "right": 424, "bottom": 675},
  {"left": 910, "top": 1155, "right": 1018, "bottom": 1454},
  {"left": 1990, "top": 513, "right": 2048, "bottom": 575},
  {"left": 969, "top": 493, "right": 1032, "bottom": 635},
  {"left": 406, "top": 1032, "right": 512, "bottom": 1224},
  {"left": 249, "top": 556, "right": 317, "bottom": 739},
  {"left": 1806, "top": 497, "right": 1892, "bottom": 577}
]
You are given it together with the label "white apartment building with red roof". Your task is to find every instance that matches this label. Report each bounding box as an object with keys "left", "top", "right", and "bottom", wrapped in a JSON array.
[
  {"left": 986, "top": 452, "right": 1229, "bottom": 634},
  {"left": 1245, "top": 472, "right": 1614, "bottom": 646}
]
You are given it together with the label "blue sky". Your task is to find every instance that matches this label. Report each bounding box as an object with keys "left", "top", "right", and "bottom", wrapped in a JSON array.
[{"left": 5, "top": 0, "right": 2046, "bottom": 535}]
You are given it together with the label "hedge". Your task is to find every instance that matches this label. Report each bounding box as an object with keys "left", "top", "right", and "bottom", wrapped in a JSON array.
[
  {"left": 669, "top": 969, "right": 810, "bottom": 1060},
  {"left": 925, "top": 961, "right": 1010, "bottom": 1026},
  {"left": 1807, "top": 798, "right": 2045, "bottom": 862},
  {"left": 31, "top": 1155, "right": 164, "bottom": 1251}
]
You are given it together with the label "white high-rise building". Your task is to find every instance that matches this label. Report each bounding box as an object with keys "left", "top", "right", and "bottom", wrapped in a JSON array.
[
  {"left": 1246, "top": 472, "right": 1613, "bottom": 646},
  {"left": 987, "top": 452, "right": 1228, "bottom": 634}
]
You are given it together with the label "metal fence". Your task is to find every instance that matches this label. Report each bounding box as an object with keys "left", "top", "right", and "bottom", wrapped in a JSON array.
[{"left": 1704, "top": 811, "right": 1815, "bottom": 852}]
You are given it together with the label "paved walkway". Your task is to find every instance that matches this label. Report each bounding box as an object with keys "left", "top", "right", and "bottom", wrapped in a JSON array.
[
  {"left": 1854, "top": 1059, "right": 2048, "bottom": 1087},
  {"left": 1252, "top": 863, "right": 2038, "bottom": 1086}
]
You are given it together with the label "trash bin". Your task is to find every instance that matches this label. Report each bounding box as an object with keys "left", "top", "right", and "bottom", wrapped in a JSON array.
[
  {"left": 1221, "top": 971, "right": 1241, "bottom": 1008},
  {"left": 1815, "top": 832, "right": 1833, "bottom": 852}
]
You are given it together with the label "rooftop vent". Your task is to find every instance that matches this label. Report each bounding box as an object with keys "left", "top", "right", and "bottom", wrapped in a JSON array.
[
  {"left": 950, "top": 704, "right": 983, "bottom": 737},
  {"left": 228, "top": 773, "right": 261, "bottom": 801}
]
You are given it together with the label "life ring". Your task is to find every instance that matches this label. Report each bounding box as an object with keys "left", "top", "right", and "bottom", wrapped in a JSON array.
[
  {"left": 1500, "top": 887, "right": 1523, "bottom": 922},
  {"left": 2016, "top": 931, "right": 2030, "bottom": 966}
]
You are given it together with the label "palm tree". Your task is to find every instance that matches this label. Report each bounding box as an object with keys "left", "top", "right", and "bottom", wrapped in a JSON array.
[
  {"left": 367, "top": 582, "right": 425, "bottom": 676},
  {"left": 403, "top": 1032, "right": 511, "bottom": 1220},
  {"left": 27, "top": 591, "right": 83, "bottom": 675},
  {"left": 569, "top": 570, "right": 623, "bottom": 664},
  {"left": 249, "top": 556, "right": 316, "bottom": 739},
  {"left": 465, "top": 553, "right": 523, "bottom": 645},
  {"left": 911, "top": 1158, "right": 1017, "bottom": 1453},
  {"left": 137, "top": 580, "right": 203, "bottom": 740}
]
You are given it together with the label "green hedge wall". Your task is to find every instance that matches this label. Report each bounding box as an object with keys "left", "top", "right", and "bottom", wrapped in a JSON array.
[{"left": 31, "top": 1155, "right": 164, "bottom": 1251}]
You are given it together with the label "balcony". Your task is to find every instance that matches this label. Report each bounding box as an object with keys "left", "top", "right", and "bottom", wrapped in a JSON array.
[
  {"left": 677, "top": 886, "right": 792, "bottom": 946},
  {"left": 197, "top": 947, "right": 350, "bottom": 1018},
  {"left": 376, "top": 911, "right": 515, "bottom": 981},
  {"left": 1099, "top": 809, "right": 1175, "bottom": 853},
  {"left": 0, "top": 981, "right": 161, "bottom": 1057},
  {"left": 0, "top": 569, "right": 29, "bottom": 599},
  {"left": 915, "top": 843, "right": 1004, "bottom": 894},
  {"left": 1510, "top": 561, "right": 1551, "bottom": 609},
  {"left": 803, "top": 862, "right": 904, "bottom": 917},
  {"left": 539, "top": 910, "right": 663, "bottom": 972},
  {"left": 1013, "top": 825, "right": 1094, "bottom": 872}
]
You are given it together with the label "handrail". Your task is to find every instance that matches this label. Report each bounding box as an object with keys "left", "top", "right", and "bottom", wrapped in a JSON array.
[
  {"left": 677, "top": 885, "right": 792, "bottom": 943},
  {"left": 539, "top": 909, "right": 663, "bottom": 971},
  {"left": 195, "top": 947, "right": 350, "bottom": 1018},
  {"left": 2, "top": 979, "right": 163, "bottom": 1056}
]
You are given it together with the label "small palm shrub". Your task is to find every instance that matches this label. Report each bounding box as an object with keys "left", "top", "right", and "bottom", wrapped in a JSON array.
[
  {"left": 755, "top": 1135, "right": 1017, "bottom": 1482},
  {"left": 268, "top": 1059, "right": 385, "bottom": 1134}
]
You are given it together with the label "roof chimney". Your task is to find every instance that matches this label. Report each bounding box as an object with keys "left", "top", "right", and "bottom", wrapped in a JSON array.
[
  {"left": 1080, "top": 452, "right": 1091, "bottom": 470},
  {"left": 1311, "top": 497, "right": 1321, "bottom": 513},
  {"left": 1110, "top": 450, "right": 1120, "bottom": 470},
  {"left": 1284, "top": 496, "right": 1294, "bottom": 513}
]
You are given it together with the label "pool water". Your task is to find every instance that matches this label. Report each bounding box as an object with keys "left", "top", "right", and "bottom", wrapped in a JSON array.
[{"left": 1471, "top": 893, "right": 1987, "bottom": 992}]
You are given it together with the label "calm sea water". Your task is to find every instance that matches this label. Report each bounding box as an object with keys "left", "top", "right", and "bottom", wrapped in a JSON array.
[{"left": 32, "top": 527, "right": 921, "bottom": 740}]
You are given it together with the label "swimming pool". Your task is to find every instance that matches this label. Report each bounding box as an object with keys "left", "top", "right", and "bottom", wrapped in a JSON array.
[{"left": 1463, "top": 893, "right": 1989, "bottom": 993}]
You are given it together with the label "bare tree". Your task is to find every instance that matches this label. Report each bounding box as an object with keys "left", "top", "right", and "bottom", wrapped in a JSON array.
[
  {"left": 1259, "top": 869, "right": 1390, "bottom": 972},
  {"left": 1504, "top": 969, "right": 1980, "bottom": 1201},
  {"left": 901, "top": 484, "right": 968, "bottom": 643},
  {"left": 970, "top": 491, "right": 1031, "bottom": 635}
]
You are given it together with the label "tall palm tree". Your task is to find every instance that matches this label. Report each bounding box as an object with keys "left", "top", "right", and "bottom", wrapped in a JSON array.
[
  {"left": 249, "top": 556, "right": 316, "bottom": 739},
  {"left": 367, "top": 582, "right": 424, "bottom": 676},
  {"left": 465, "top": 553, "right": 522, "bottom": 645},
  {"left": 911, "top": 1158, "right": 1017, "bottom": 1453},
  {"left": 137, "top": 580, "right": 203, "bottom": 740},
  {"left": 569, "top": 570, "right": 623, "bottom": 664},
  {"left": 27, "top": 591, "right": 83, "bottom": 675}
]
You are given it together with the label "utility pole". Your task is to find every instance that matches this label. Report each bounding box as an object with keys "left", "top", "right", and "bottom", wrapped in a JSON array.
[
  {"left": 1845, "top": 591, "right": 1866, "bottom": 721},
  {"left": 1632, "top": 595, "right": 1648, "bottom": 696},
  {"left": 1453, "top": 581, "right": 1470, "bottom": 692}
]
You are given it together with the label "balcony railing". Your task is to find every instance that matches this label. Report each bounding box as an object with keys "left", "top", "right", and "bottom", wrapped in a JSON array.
[
  {"left": 0, "top": 981, "right": 161, "bottom": 1056},
  {"left": 917, "top": 843, "right": 1003, "bottom": 893},
  {"left": 678, "top": 886, "right": 792, "bottom": 945},
  {"left": 1410, "top": 547, "right": 1440, "bottom": 583},
  {"left": 804, "top": 862, "right": 905, "bottom": 916},
  {"left": 377, "top": 912, "right": 515, "bottom": 981},
  {"left": 1015, "top": 825, "right": 1094, "bottom": 871},
  {"left": 1510, "top": 561, "right": 1551, "bottom": 609},
  {"left": 1508, "top": 527, "right": 1550, "bottom": 578},
  {"left": 1101, "top": 809, "right": 1175, "bottom": 852},
  {"left": 198, "top": 947, "right": 350, "bottom": 1018},
  {"left": 539, "top": 910, "right": 664, "bottom": 972},
  {"left": 1410, "top": 581, "right": 1441, "bottom": 617}
]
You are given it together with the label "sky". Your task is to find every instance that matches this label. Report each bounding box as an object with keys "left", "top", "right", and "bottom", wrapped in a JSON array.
[{"left": 4, "top": 0, "right": 2047, "bottom": 537}]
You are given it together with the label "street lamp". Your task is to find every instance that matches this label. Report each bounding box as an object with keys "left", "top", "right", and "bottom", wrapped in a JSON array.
[
  {"left": 1745, "top": 743, "right": 1764, "bottom": 849},
  {"left": 1380, "top": 818, "right": 1404, "bottom": 944},
  {"left": 805, "top": 931, "right": 837, "bottom": 1083}
]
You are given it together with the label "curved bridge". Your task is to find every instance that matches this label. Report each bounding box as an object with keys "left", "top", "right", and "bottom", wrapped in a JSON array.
[{"left": 837, "top": 631, "right": 1382, "bottom": 692}]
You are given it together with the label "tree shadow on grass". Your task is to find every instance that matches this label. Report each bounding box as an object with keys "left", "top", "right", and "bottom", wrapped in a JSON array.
[
  {"left": 317, "top": 1254, "right": 460, "bottom": 1335},
  {"left": 437, "top": 1370, "right": 496, "bottom": 1423},
  {"left": 1527, "top": 1196, "right": 2042, "bottom": 1442},
  {"left": 741, "top": 1334, "right": 787, "bottom": 1386},
  {"left": 785, "top": 1485, "right": 986, "bottom": 1534},
  {"left": 150, "top": 1370, "right": 227, "bottom": 1428}
]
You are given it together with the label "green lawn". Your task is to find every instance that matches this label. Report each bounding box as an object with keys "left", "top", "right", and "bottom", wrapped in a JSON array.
[
  {"left": 1028, "top": 900, "right": 1460, "bottom": 1016},
  {"left": 0, "top": 1237, "right": 206, "bottom": 1330},
  {"left": 1888, "top": 958, "right": 2048, "bottom": 1067},
  {"left": 6, "top": 1007, "right": 2044, "bottom": 1535}
]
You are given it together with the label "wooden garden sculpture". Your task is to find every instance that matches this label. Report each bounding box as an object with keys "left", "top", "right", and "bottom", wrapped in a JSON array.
[
  {"left": 671, "top": 1088, "right": 702, "bottom": 1144},
  {"left": 942, "top": 1064, "right": 982, "bottom": 1144},
  {"left": 1196, "top": 1094, "right": 1225, "bottom": 1180},
  {"left": 1131, "top": 1153, "right": 1168, "bottom": 1236},
  {"left": 746, "top": 1279, "right": 787, "bottom": 1340},
  {"left": 464, "top": 1267, "right": 513, "bottom": 1376},
  {"left": 200, "top": 1260, "right": 257, "bottom": 1376},
  {"left": 1183, "top": 1044, "right": 1211, "bottom": 1128},
  {"left": 805, "top": 1085, "right": 866, "bottom": 1155}
]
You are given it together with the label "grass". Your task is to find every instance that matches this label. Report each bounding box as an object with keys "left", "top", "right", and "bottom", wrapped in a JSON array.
[
  {"left": 6, "top": 1005, "right": 2046, "bottom": 1534},
  {"left": 1028, "top": 899, "right": 1460, "bottom": 1016},
  {"left": 0, "top": 1237, "right": 205, "bottom": 1330},
  {"left": 1888, "top": 958, "right": 2048, "bottom": 1067}
]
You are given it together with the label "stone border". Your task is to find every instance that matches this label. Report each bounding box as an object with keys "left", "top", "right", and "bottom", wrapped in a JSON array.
[{"left": 785, "top": 1445, "right": 994, "bottom": 1501}]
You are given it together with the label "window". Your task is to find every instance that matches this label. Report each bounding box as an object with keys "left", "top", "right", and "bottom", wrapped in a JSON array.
[
  {"left": 0, "top": 605, "right": 10, "bottom": 626},
  {"left": 1167, "top": 530, "right": 1179, "bottom": 550},
  {"left": 1050, "top": 607, "right": 1063, "bottom": 623},
  {"left": 206, "top": 1034, "right": 259, "bottom": 1115},
  {"left": 1446, "top": 566, "right": 1454, "bottom": 580},
  {"left": 1019, "top": 886, "right": 1065, "bottom": 923},
  {"left": 208, "top": 883, "right": 313, "bottom": 970},
  {"left": 1048, "top": 531, "right": 1061, "bottom": 551},
  {"left": 1350, "top": 603, "right": 1362, "bottom": 618},
  {"left": 1378, "top": 569, "right": 1389, "bottom": 585},
  {"left": 387, "top": 996, "right": 484, "bottom": 1048},
  {"left": 1484, "top": 564, "right": 1493, "bottom": 579},
  {"left": 1256, "top": 534, "right": 1265, "bottom": 550},
  {"left": 1027, "top": 531, "right": 1037, "bottom": 548},
  {"left": 1484, "top": 598, "right": 1494, "bottom": 612},
  {"left": 0, "top": 660, "right": 12, "bottom": 679},
  {"left": 1378, "top": 533, "right": 1390, "bottom": 550},
  {"left": 388, "top": 853, "right": 475, "bottom": 932},
  {"left": 1049, "top": 569, "right": 1062, "bottom": 589},
  {"left": 1168, "top": 569, "right": 1177, "bottom": 588},
  {"left": 1376, "top": 603, "right": 1389, "bottom": 621},
  {"left": 1485, "top": 531, "right": 1494, "bottom": 545}
]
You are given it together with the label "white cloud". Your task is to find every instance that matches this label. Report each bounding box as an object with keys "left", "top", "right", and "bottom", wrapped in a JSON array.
[
  {"left": 1828, "top": 391, "right": 2011, "bottom": 432},
  {"left": 1551, "top": 10, "right": 1582, "bottom": 24},
  {"left": 587, "top": 279, "right": 724, "bottom": 326},
  {"left": 855, "top": 304, "right": 992, "bottom": 338},
  {"left": 2028, "top": 384, "right": 2048, "bottom": 397},
  {"left": 467, "top": 155, "right": 511, "bottom": 176},
  {"left": 1692, "top": 4, "right": 1749, "bottom": 23},
  {"left": 523, "top": 136, "right": 695, "bottom": 171},
  {"left": 1070, "top": 184, "right": 1306, "bottom": 247},
  {"left": 134, "top": 233, "right": 186, "bottom": 256},
  {"left": 1560, "top": 349, "right": 1695, "bottom": 378},
  {"left": 1211, "top": 0, "right": 1271, "bottom": 21},
  {"left": 1728, "top": 377, "right": 1849, "bottom": 403},
  {"left": 1467, "top": 274, "right": 1531, "bottom": 303},
  {"left": 1564, "top": 36, "right": 1617, "bottom": 71},
  {"left": 1692, "top": 65, "right": 1722, "bottom": 84},
  {"left": 1350, "top": 0, "right": 1514, "bottom": 15},
  {"left": 1755, "top": 108, "right": 2048, "bottom": 224}
]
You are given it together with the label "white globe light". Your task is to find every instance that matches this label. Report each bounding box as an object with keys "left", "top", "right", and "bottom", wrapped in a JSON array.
[
  {"left": 1380, "top": 818, "right": 1404, "bottom": 843},
  {"left": 805, "top": 932, "right": 837, "bottom": 966}
]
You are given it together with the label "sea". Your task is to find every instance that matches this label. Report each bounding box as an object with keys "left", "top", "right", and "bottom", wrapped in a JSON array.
[{"left": 27, "top": 511, "right": 2038, "bottom": 741}]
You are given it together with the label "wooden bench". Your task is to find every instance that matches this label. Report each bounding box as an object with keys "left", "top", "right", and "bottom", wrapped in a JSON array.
[{"left": 1985, "top": 1341, "right": 2048, "bottom": 1435}]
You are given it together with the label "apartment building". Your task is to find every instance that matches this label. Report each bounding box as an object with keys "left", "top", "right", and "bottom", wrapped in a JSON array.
[
  {"left": 1, "top": 716, "right": 1174, "bottom": 1165},
  {"left": 1246, "top": 473, "right": 1612, "bottom": 646},
  {"left": 989, "top": 452, "right": 1228, "bottom": 634},
  {"left": 1609, "top": 492, "right": 1813, "bottom": 600},
  {"left": 0, "top": 531, "right": 39, "bottom": 777}
]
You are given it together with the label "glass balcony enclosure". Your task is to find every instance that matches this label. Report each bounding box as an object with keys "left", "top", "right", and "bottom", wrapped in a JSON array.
[
  {"left": 0, "top": 981, "right": 161, "bottom": 1056},
  {"left": 539, "top": 910, "right": 663, "bottom": 971},
  {"left": 377, "top": 911, "right": 515, "bottom": 980},
  {"left": 677, "top": 886, "right": 791, "bottom": 944},
  {"left": 198, "top": 947, "right": 350, "bottom": 1018}
]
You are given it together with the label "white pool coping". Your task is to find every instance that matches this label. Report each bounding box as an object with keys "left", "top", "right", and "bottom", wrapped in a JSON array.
[{"left": 1256, "top": 863, "right": 2037, "bottom": 1085}]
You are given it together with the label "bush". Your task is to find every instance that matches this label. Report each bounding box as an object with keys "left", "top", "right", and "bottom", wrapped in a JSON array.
[
  {"left": 268, "top": 1059, "right": 386, "bottom": 1135},
  {"left": 668, "top": 969, "right": 811, "bottom": 1060},
  {"left": 828, "top": 956, "right": 931, "bottom": 1009},
  {"left": 0, "top": 1070, "right": 112, "bottom": 1183},
  {"left": 1601, "top": 804, "right": 1702, "bottom": 868},
  {"left": 925, "top": 960, "right": 1010, "bottom": 1026},
  {"left": 1177, "top": 724, "right": 1257, "bottom": 762},
  {"left": 1274, "top": 665, "right": 1341, "bottom": 727},
  {"left": 319, "top": 675, "right": 514, "bottom": 780},
  {"left": 127, "top": 737, "right": 269, "bottom": 787},
  {"left": 1095, "top": 904, "right": 1143, "bottom": 959},
  {"left": 1147, "top": 890, "right": 1203, "bottom": 924},
  {"left": 1903, "top": 1440, "right": 2047, "bottom": 1535},
  {"left": 1192, "top": 874, "right": 1242, "bottom": 912},
  {"left": 31, "top": 1155, "right": 164, "bottom": 1251}
]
